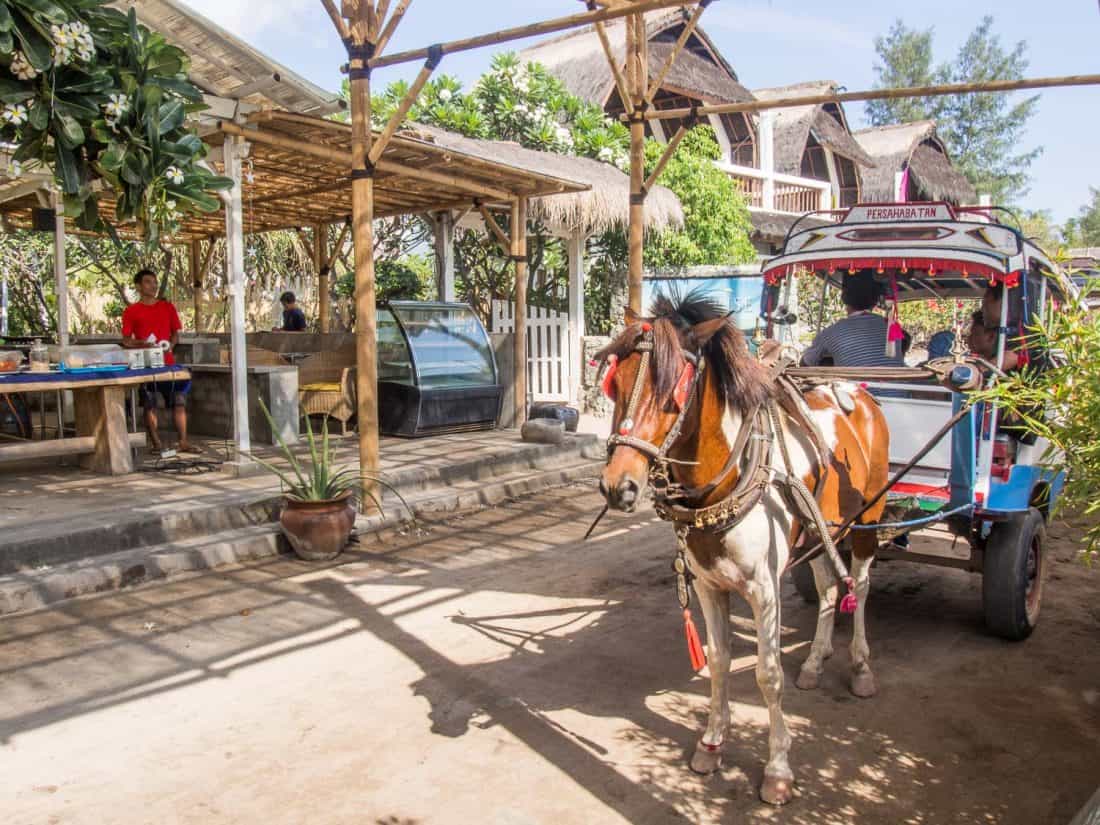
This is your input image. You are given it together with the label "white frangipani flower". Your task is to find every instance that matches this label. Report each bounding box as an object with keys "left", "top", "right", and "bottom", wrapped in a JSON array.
[
  {"left": 2, "top": 103, "right": 29, "bottom": 126},
  {"left": 10, "top": 51, "right": 38, "bottom": 81},
  {"left": 165, "top": 166, "right": 184, "bottom": 185},
  {"left": 437, "top": 88, "right": 453, "bottom": 103}
]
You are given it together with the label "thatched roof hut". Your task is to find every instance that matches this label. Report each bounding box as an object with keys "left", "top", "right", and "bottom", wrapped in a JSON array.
[
  {"left": 854, "top": 121, "right": 977, "bottom": 205},
  {"left": 518, "top": 11, "right": 751, "bottom": 109},
  {"left": 404, "top": 125, "right": 683, "bottom": 237},
  {"left": 752, "top": 82, "right": 874, "bottom": 174}
]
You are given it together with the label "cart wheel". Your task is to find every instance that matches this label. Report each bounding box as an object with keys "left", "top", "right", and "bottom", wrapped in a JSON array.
[
  {"left": 982, "top": 507, "right": 1045, "bottom": 641},
  {"left": 792, "top": 561, "right": 819, "bottom": 604}
]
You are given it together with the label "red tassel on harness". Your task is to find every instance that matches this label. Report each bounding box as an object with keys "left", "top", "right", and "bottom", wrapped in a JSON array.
[
  {"left": 839, "top": 577, "right": 858, "bottom": 614},
  {"left": 683, "top": 608, "right": 707, "bottom": 671},
  {"left": 673, "top": 363, "right": 695, "bottom": 410},
  {"left": 601, "top": 354, "right": 618, "bottom": 399}
]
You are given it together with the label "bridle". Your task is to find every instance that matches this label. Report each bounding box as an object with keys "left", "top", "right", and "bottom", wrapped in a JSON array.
[
  {"left": 601, "top": 322, "right": 774, "bottom": 531},
  {"left": 603, "top": 322, "right": 703, "bottom": 473},
  {"left": 598, "top": 319, "right": 861, "bottom": 613}
]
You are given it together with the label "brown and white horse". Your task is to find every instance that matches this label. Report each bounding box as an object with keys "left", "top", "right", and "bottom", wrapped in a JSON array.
[{"left": 597, "top": 292, "right": 889, "bottom": 805}]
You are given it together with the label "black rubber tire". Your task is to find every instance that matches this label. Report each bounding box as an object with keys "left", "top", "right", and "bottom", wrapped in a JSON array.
[
  {"left": 982, "top": 507, "right": 1045, "bottom": 641},
  {"left": 792, "top": 560, "right": 820, "bottom": 604}
]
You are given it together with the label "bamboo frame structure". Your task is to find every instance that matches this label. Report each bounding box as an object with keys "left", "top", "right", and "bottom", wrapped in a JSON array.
[{"left": 314, "top": 0, "right": 1100, "bottom": 490}]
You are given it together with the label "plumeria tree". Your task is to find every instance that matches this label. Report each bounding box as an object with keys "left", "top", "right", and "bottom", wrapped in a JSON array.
[
  {"left": 0, "top": 0, "right": 231, "bottom": 244},
  {"left": 362, "top": 52, "right": 753, "bottom": 331}
]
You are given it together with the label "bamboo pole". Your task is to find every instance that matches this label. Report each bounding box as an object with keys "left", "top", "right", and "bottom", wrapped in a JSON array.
[
  {"left": 626, "top": 12, "right": 646, "bottom": 313},
  {"left": 369, "top": 0, "right": 699, "bottom": 69},
  {"left": 319, "top": 0, "right": 351, "bottom": 41},
  {"left": 374, "top": 0, "right": 410, "bottom": 56},
  {"left": 326, "top": 220, "right": 352, "bottom": 270},
  {"left": 344, "top": 1, "right": 380, "bottom": 513},
  {"left": 367, "top": 55, "right": 439, "bottom": 166},
  {"left": 592, "top": 20, "right": 632, "bottom": 115},
  {"left": 189, "top": 239, "right": 203, "bottom": 332},
  {"left": 644, "top": 123, "right": 689, "bottom": 193},
  {"left": 511, "top": 196, "right": 528, "bottom": 428},
  {"left": 645, "top": 1, "right": 708, "bottom": 102},
  {"left": 478, "top": 203, "right": 511, "bottom": 252},
  {"left": 631, "top": 73, "right": 1100, "bottom": 121},
  {"left": 313, "top": 223, "right": 329, "bottom": 332}
]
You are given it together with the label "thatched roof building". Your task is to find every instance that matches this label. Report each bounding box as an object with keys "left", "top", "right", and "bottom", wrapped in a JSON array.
[
  {"left": 854, "top": 121, "right": 977, "bottom": 205},
  {"left": 519, "top": 11, "right": 758, "bottom": 166},
  {"left": 752, "top": 81, "right": 873, "bottom": 207},
  {"left": 519, "top": 11, "right": 750, "bottom": 109},
  {"left": 406, "top": 125, "right": 683, "bottom": 237}
]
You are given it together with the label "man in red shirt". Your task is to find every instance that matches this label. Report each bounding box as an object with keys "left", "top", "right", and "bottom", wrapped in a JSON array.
[{"left": 121, "top": 268, "right": 197, "bottom": 455}]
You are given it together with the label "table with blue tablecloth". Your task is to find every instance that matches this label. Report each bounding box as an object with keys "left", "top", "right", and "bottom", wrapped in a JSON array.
[{"left": 0, "top": 366, "right": 190, "bottom": 474}]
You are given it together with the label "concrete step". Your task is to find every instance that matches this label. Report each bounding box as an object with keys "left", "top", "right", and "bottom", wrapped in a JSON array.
[
  {"left": 0, "top": 432, "right": 603, "bottom": 575},
  {"left": 0, "top": 456, "right": 603, "bottom": 616}
]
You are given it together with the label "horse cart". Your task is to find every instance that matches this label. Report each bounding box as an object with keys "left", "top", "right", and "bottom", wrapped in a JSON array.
[{"left": 761, "top": 202, "right": 1076, "bottom": 640}]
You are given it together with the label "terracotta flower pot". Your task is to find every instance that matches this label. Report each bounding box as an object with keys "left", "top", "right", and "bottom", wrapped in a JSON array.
[{"left": 280, "top": 491, "right": 357, "bottom": 561}]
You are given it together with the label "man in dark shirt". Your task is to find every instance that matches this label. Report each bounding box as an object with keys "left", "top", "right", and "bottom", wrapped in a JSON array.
[{"left": 276, "top": 292, "right": 307, "bottom": 332}]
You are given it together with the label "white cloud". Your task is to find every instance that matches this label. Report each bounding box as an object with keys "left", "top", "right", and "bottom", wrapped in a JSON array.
[
  {"left": 705, "top": 3, "right": 871, "bottom": 50},
  {"left": 182, "top": 0, "right": 317, "bottom": 40}
]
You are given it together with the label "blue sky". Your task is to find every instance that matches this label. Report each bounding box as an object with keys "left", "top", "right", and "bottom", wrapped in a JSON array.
[{"left": 188, "top": 0, "right": 1099, "bottom": 222}]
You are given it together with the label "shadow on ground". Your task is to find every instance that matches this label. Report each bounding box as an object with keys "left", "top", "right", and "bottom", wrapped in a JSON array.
[{"left": 2, "top": 483, "right": 1098, "bottom": 824}]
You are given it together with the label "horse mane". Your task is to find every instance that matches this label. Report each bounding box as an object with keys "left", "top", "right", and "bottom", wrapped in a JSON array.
[{"left": 599, "top": 288, "right": 772, "bottom": 416}]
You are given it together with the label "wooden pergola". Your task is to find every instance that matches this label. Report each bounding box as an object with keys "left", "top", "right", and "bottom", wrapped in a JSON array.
[{"left": 0, "top": 112, "right": 588, "bottom": 476}]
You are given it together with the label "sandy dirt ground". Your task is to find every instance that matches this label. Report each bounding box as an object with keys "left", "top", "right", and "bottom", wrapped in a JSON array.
[{"left": 2, "top": 481, "right": 1098, "bottom": 825}]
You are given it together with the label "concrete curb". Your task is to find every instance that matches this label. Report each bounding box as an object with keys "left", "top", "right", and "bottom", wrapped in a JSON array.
[
  {"left": 0, "top": 460, "right": 602, "bottom": 616},
  {"left": 0, "top": 433, "right": 603, "bottom": 574}
]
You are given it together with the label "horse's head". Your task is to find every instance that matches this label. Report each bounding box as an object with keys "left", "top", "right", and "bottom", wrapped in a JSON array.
[{"left": 596, "top": 305, "right": 731, "bottom": 512}]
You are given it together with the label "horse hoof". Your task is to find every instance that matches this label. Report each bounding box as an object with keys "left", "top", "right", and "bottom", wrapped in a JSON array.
[
  {"left": 795, "top": 667, "right": 821, "bottom": 690},
  {"left": 850, "top": 670, "right": 878, "bottom": 698},
  {"left": 760, "top": 773, "right": 796, "bottom": 806},
  {"left": 689, "top": 741, "right": 723, "bottom": 775}
]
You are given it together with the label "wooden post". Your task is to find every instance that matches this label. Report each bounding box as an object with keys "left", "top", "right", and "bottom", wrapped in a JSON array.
[
  {"left": 433, "top": 211, "right": 456, "bottom": 302},
  {"left": 626, "top": 12, "right": 646, "bottom": 314},
  {"left": 224, "top": 134, "right": 252, "bottom": 457},
  {"left": 346, "top": 2, "right": 381, "bottom": 510},
  {"left": 566, "top": 229, "right": 585, "bottom": 405},
  {"left": 52, "top": 189, "right": 69, "bottom": 348},
  {"left": 313, "top": 223, "right": 329, "bottom": 332},
  {"left": 190, "top": 239, "right": 203, "bottom": 332},
  {"left": 73, "top": 386, "right": 132, "bottom": 475},
  {"left": 759, "top": 110, "right": 775, "bottom": 211},
  {"left": 511, "top": 197, "right": 528, "bottom": 427}
]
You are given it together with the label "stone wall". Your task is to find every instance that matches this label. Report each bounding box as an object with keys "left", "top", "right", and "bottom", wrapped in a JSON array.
[
  {"left": 188, "top": 365, "right": 299, "bottom": 446},
  {"left": 580, "top": 336, "right": 613, "bottom": 416}
]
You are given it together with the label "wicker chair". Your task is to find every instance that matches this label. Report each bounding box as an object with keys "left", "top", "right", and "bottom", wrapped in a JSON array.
[{"left": 298, "top": 350, "right": 357, "bottom": 434}]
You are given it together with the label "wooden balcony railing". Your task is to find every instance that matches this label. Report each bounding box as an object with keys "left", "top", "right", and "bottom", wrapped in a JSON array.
[{"left": 714, "top": 162, "right": 832, "bottom": 215}]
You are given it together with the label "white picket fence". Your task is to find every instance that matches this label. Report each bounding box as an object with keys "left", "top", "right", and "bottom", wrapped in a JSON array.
[{"left": 491, "top": 300, "right": 573, "bottom": 402}]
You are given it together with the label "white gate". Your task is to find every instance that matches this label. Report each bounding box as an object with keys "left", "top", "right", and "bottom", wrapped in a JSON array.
[{"left": 491, "top": 300, "right": 573, "bottom": 402}]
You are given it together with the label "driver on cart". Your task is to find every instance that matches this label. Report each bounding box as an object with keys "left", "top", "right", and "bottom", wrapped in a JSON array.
[{"left": 801, "top": 269, "right": 906, "bottom": 369}]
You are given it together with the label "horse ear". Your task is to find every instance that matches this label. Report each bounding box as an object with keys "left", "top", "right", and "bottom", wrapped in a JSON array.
[
  {"left": 690, "top": 317, "right": 728, "bottom": 348},
  {"left": 624, "top": 307, "right": 641, "bottom": 327}
]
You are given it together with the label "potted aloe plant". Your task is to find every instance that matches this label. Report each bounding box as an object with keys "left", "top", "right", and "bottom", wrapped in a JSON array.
[{"left": 253, "top": 402, "right": 405, "bottom": 561}]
